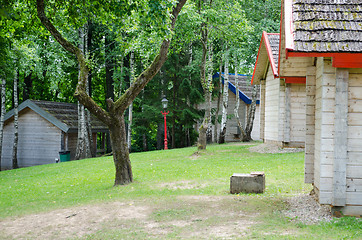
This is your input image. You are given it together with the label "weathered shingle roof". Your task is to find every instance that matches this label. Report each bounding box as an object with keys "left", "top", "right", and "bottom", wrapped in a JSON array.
[
  {"left": 267, "top": 34, "right": 280, "bottom": 69},
  {"left": 251, "top": 32, "right": 280, "bottom": 85},
  {"left": 214, "top": 73, "right": 260, "bottom": 104},
  {"left": 292, "top": 0, "right": 362, "bottom": 52},
  {"left": 5, "top": 99, "right": 108, "bottom": 133}
]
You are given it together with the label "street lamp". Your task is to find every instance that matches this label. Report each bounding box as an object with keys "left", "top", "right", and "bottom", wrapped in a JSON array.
[{"left": 161, "top": 97, "right": 169, "bottom": 150}]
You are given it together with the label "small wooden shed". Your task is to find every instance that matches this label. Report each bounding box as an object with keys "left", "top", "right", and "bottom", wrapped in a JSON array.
[
  {"left": 198, "top": 73, "right": 261, "bottom": 142},
  {"left": 1, "top": 100, "right": 108, "bottom": 170},
  {"left": 276, "top": 0, "right": 362, "bottom": 216},
  {"left": 252, "top": 32, "right": 306, "bottom": 148}
]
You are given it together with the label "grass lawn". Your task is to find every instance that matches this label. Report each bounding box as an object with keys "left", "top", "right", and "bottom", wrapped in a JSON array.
[{"left": 0, "top": 142, "right": 361, "bottom": 239}]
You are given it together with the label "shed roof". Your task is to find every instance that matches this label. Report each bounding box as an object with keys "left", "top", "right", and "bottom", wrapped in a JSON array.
[
  {"left": 286, "top": 0, "right": 362, "bottom": 53},
  {"left": 4, "top": 99, "right": 108, "bottom": 133},
  {"left": 213, "top": 73, "right": 260, "bottom": 104},
  {"left": 251, "top": 32, "right": 280, "bottom": 85}
]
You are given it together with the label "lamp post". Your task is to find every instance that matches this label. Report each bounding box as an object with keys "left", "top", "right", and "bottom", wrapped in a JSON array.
[{"left": 161, "top": 97, "right": 169, "bottom": 150}]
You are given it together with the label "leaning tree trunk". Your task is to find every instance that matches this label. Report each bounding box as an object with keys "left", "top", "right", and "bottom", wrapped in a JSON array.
[
  {"left": 0, "top": 77, "right": 6, "bottom": 171},
  {"left": 12, "top": 70, "right": 19, "bottom": 169},
  {"left": 37, "top": 0, "right": 187, "bottom": 185},
  {"left": 219, "top": 48, "right": 229, "bottom": 144}
]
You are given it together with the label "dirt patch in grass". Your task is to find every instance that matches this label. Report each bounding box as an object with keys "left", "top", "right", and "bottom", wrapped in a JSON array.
[
  {"left": 0, "top": 195, "right": 259, "bottom": 240},
  {"left": 157, "top": 180, "right": 208, "bottom": 190},
  {"left": 248, "top": 143, "right": 304, "bottom": 154}
]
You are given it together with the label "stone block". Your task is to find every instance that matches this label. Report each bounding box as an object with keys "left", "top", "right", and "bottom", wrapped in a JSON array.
[{"left": 230, "top": 172, "right": 265, "bottom": 194}]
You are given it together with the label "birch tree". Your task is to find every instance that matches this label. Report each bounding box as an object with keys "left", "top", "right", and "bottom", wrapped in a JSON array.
[
  {"left": 75, "top": 26, "right": 92, "bottom": 160},
  {"left": 213, "top": 62, "right": 222, "bottom": 143},
  {"left": 37, "top": 0, "right": 187, "bottom": 185},
  {"left": 234, "top": 59, "right": 257, "bottom": 142},
  {"left": 0, "top": 77, "right": 5, "bottom": 171},
  {"left": 127, "top": 50, "right": 135, "bottom": 151},
  {"left": 12, "top": 70, "right": 19, "bottom": 169},
  {"left": 218, "top": 48, "right": 229, "bottom": 144}
]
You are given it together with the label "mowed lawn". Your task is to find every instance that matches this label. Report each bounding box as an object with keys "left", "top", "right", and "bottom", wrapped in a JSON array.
[{"left": 0, "top": 143, "right": 361, "bottom": 239}]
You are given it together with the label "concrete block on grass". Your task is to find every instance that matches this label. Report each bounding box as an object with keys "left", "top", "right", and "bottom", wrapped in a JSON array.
[{"left": 230, "top": 172, "right": 265, "bottom": 194}]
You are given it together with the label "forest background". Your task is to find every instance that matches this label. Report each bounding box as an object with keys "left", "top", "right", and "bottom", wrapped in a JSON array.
[{"left": 0, "top": 0, "right": 280, "bottom": 152}]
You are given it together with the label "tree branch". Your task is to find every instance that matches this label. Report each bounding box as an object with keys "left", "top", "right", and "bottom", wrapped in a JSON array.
[
  {"left": 114, "top": 0, "right": 187, "bottom": 113},
  {"left": 36, "top": 0, "right": 112, "bottom": 126}
]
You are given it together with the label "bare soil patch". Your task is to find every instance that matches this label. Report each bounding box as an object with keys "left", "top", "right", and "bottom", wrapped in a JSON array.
[
  {"left": 0, "top": 195, "right": 258, "bottom": 240},
  {"left": 248, "top": 143, "right": 304, "bottom": 154},
  {"left": 157, "top": 180, "right": 208, "bottom": 190}
]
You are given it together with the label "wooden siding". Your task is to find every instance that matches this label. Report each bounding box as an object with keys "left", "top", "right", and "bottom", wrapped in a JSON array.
[
  {"left": 313, "top": 58, "right": 362, "bottom": 211},
  {"left": 1, "top": 108, "right": 61, "bottom": 169},
  {"left": 289, "top": 84, "right": 306, "bottom": 143},
  {"left": 346, "top": 67, "right": 362, "bottom": 210},
  {"left": 251, "top": 103, "right": 261, "bottom": 140},
  {"left": 264, "top": 66, "right": 280, "bottom": 142},
  {"left": 305, "top": 66, "right": 316, "bottom": 184},
  {"left": 260, "top": 80, "right": 266, "bottom": 140},
  {"left": 314, "top": 57, "right": 335, "bottom": 205}
]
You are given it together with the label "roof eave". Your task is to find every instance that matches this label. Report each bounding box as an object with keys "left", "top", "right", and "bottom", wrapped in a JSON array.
[{"left": 4, "top": 99, "right": 70, "bottom": 133}]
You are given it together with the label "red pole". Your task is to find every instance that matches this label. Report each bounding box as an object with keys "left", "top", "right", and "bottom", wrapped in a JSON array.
[{"left": 161, "top": 111, "right": 169, "bottom": 150}]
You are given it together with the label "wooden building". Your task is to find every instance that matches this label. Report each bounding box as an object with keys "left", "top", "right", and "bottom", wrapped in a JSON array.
[
  {"left": 254, "top": 0, "right": 362, "bottom": 216},
  {"left": 1, "top": 100, "right": 108, "bottom": 170},
  {"left": 198, "top": 73, "right": 261, "bottom": 142},
  {"left": 252, "top": 32, "right": 306, "bottom": 147}
]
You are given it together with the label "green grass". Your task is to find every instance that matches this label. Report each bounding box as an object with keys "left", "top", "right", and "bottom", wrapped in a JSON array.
[
  {"left": 1, "top": 143, "right": 361, "bottom": 239},
  {"left": 0, "top": 143, "right": 307, "bottom": 218}
]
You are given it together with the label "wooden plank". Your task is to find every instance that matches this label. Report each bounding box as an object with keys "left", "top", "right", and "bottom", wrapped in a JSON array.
[
  {"left": 320, "top": 164, "right": 334, "bottom": 178},
  {"left": 347, "top": 179, "right": 362, "bottom": 192},
  {"left": 340, "top": 206, "right": 362, "bottom": 216},
  {"left": 348, "top": 99, "right": 362, "bottom": 113},
  {"left": 284, "top": 84, "right": 291, "bottom": 143},
  {"left": 347, "top": 152, "right": 362, "bottom": 165},
  {"left": 333, "top": 68, "right": 349, "bottom": 207},
  {"left": 346, "top": 192, "right": 362, "bottom": 205},
  {"left": 319, "top": 191, "right": 333, "bottom": 204},
  {"left": 347, "top": 165, "right": 362, "bottom": 179}
]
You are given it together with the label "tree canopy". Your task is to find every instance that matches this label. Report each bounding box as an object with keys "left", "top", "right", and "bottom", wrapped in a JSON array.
[{"left": 0, "top": 0, "right": 281, "bottom": 183}]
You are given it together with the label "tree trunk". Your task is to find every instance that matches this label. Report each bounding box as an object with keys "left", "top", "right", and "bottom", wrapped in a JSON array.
[
  {"left": 75, "top": 102, "right": 92, "bottom": 159},
  {"left": 127, "top": 50, "right": 134, "bottom": 151},
  {"left": 214, "top": 63, "right": 222, "bottom": 143},
  {"left": 75, "top": 26, "right": 92, "bottom": 159},
  {"left": 0, "top": 77, "right": 6, "bottom": 171},
  {"left": 37, "top": 0, "right": 187, "bottom": 185},
  {"left": 243, "top": 86, "right": 257, "bottom": 141},
  {"left": 206, "top": 42, "right": 213, "bottom": 143},
  {"left": 109, "top": 113, "right": 133, "bottom": 185},
  {"left": 85, "top": 22, "right": 95, "bottom": 157},
  {"left": 197, "top": 21, "right": 211, "bottom": 150},
  {"left": 12, "top": 70, "right": 19, "bottom": 169},
  {"left": 219, "top": 48, "right": 229, "bottom": 144},
  {"left": 233, "top": 62, "right": 247, "bottom": 141}
]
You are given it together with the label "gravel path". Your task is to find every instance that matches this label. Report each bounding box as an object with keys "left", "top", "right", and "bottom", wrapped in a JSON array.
[{"left": 282, "top": 193, "right": 332, "bottom": 225}]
